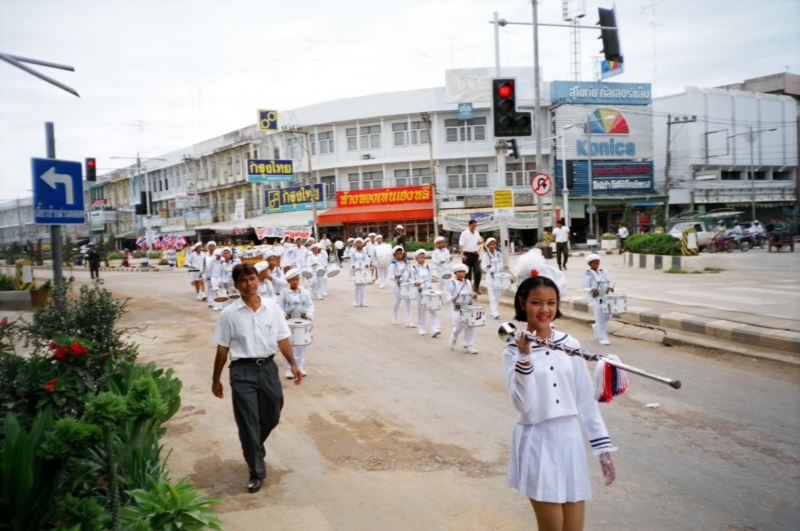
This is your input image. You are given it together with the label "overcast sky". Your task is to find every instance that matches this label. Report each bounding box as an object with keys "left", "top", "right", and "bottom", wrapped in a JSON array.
[{"left": 1, "top": 0, "right": 797, "bottom": 201}]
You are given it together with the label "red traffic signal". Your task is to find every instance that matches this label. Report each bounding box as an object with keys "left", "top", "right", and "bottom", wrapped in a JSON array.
[
  {"left": 492, "top": 78, "right": 532, "bottom": 138},
  {"left": 498, "top": 82, "right": 513, "bottom": 99},
  {"left": 85, "top": 158, "right": 97, "bottom": 181}
]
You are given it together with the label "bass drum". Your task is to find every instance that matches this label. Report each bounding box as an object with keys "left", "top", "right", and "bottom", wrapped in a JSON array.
[{"left": 375, "top": 244, "right": 393, "bottom": 267}]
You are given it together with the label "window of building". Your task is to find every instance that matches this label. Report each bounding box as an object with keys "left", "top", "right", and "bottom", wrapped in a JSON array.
[
  {"left": 393, "top": 123, "right": 408, "bottom": 146},
  {"left": 750, "top": 171, "right": 767, "bottom": 181},
  {"left": 287, "top": 137, "right": 300, "bottom": 159},
  {"left": 211, "top": 160, "right": 217, "bottom": 180},
  {"left": 346, "top": 128, "right": 358, "bottom": 151},
  {"left": 273, "top": 147, "right": 280, "bottom": 159},
  {"left": 226, "top": 157, "right": 232, "bottom": 175},
  {"left": 348, "top": 171, "right": 384, "bottom": 190},
  {"left": 393, "top": 122, "right": 429, "bottom": 147},
  {"left": 445, "top": 117, "right": 487, "bottom": 143},
  {"left": 252, "top": 148, "right": 258, "bottom": 159},
  {"left": 310, "top": 134, "right": 316, "bottom": 155},
  {"left": 505, "top": 162, "right": 536, "bottom": 187},
  {"left": 446, "top": 164, "right": 488, "bottom": 189},
  {"left": 320, "top": 176, "right": 336, "bottom": 198},
  {"left": 348, "top": 173, "right": 360, "bottom": 190},
  {"left": 721, "top": 171, "right": 739, "bottom": 180},
  {"left": 773, "top": 171, "right": 792, "bottom": 180},
  {"left": 395, "top": 167, "right": 431, "bottom": 187},
  {"left": 165, "top": 176, "right": 169, "bottom": 190},
  {"left": 318, "top": 131, "right": 334, "bottom": 154},
  {"left": 360, "top": 125, "right": 381, "bottom": 149}
]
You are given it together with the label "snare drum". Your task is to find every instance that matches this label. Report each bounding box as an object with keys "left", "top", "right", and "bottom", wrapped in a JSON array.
[
  {"left": 213, "top": 288, "right": 229, "bottom": 302},
  {"left": 375, "top": 244, "right": 393, "bottom": 267},
  {"left": 494, "top": 272, "right": 512, "bottom": 291},
  {"left": 301, "top": 266, "right": 314, "bottom": 279},
  {"left": 326, "top": 262, "right": 341, "bottom": 277},
  {"left": 455, "top": 293, "right": 473, "bottom": 308},
  {"left": 422, "top": 290, "right": 443, "bottom": 311},
  {"left": 288, "top": 319, "right": 313, "bottom": 346},
  {"left": 460, "top": 305, "right": 486, "bottom": 328},
  {"left": 353, "top": 268, "right": 373, "bottom": 286},
  {"left": 315, "top": 267, "right": 327, "bottom": 277},
  {"left": 228, "top": 288, "right": 241, "bottom": 299},
  {"left": 399, "top": 281, "right": 416, "bottom": 300},
  {"left": 601, "top": 294, "right": 627, "bottom": 315}
]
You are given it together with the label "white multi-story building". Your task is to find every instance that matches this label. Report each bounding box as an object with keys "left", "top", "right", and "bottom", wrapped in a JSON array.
[{"left": 654, "top": 78, "right": 798, "bottom": 221}]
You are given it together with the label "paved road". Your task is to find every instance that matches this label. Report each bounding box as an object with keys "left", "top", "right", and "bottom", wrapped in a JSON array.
[{"left": 83, "top": 267, "right": 799, "bottom": 530}]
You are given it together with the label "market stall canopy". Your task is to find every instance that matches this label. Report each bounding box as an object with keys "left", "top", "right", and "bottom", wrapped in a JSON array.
[
  {"left": 317, "top": 203, "right": 433, "bottom": 225},
  {"left": 196, "top": 209, "right": 329, "bottom": 232}
]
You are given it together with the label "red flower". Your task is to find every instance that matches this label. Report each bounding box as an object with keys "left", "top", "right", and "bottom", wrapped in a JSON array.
[
  {"left": 530, "top": 269, "right": 540, "bottom": 277},
  {"left": 44, "top": 378, "right": 57, "bottom": 393},
  {"left": 70, "top": 342, "right": 88, "bottom": 357},
  {"left": 49, "top": 341, "right": 58, "bottom": 350},
  {"left": 54, "top": 347, "right": 68, "bottom": 361},
  {"left": 0, "top": 318, "right": 7, "bottom": 328}
]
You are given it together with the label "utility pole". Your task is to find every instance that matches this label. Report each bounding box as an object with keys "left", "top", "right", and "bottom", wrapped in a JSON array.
[
  {"left": 420, "top": 112, "right": 438, "bottom": 237},
  {"left": 282, "top": 126, "right": 318, "bottom": 240},
  {"left": 665, "top": 115, "right": 697, "bottom": 220},
  {"left": 532, "top": 0, "right": 545, "bottom": 244},
  {"left": 45, "top": 122, "right": 64, "bottom": 289}
]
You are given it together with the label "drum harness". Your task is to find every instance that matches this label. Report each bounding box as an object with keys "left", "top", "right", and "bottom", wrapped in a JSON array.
[
  {"left": 413, "top": 264, "right": 431, "bottom": 293},
  {"left": 452, "top": 278, "right": 471, "bottom": 310},
  {"left": 392, "top": 260, "right": 408, "bottom": 287}
]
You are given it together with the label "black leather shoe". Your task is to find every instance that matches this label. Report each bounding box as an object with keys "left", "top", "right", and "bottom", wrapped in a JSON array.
[{"left": 247, "top": 477, "right": 263, "bottom": 493}]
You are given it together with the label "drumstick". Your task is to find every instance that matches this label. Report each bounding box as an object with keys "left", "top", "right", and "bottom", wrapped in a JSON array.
[{"left": 497, "top": 323, "right": 681, "bottom": 389}]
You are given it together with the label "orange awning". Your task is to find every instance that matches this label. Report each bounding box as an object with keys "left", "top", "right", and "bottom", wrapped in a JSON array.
[{"left": 317, "top": 203, "right": 434, "bottom": 225}]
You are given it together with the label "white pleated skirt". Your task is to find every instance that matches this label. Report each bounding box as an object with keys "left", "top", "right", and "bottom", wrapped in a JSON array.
[{"left": 507, "top": 415, "right": 592, "bottom": 503}]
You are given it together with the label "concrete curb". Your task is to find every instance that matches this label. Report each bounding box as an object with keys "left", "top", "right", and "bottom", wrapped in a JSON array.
[
  {"left": 28, "top": 265, "right": 168, "bottom": 273},
  {"left": 622, "top": 252, "right": 683, "bottom": 271},
  {"left": 499, "top": 293, "right": 800, "bottom": 359}
]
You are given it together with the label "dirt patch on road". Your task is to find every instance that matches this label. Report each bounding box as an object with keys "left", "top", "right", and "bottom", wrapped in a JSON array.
[{"left": 306, "top": 412, "right": 504, "bottom": 478}]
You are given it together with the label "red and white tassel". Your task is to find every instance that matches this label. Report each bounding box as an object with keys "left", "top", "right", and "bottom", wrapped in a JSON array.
[{"left": 594, "top": 355, "right": 629, "bottom": 404}]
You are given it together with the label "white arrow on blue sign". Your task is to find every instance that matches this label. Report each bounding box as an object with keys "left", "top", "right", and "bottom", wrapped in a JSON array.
[{"left": 31, "top": 158, "right": 86, "bottom": 225}]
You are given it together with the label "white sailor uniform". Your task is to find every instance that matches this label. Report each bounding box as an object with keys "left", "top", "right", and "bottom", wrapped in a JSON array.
[
  {"left": 481, "top": 249, "right": 507, "bottom": 318},
  {"left": 205, "top": 255, "right": 225, "bottom": 310},
  {"left": 431, "top": 246, "right": 451, "bottom": 282},
  {"left": 583, "top": 269, "right": 611, "bottom": 342},
  {"left": 350, "top": 249, "right": 371, "bottom": 307},
  {"left": 447, "top": 278, "right": 475, "bottom": 349},
  {"left": 268, "top": 266, "right": 286, "bottom": 297},
  {"left": 305, "top": 253, "right": 327, "bottom": 300},
  {"left": 389, "top": 258, "right": 414, "bottom": 326},
  {"left": 410, "top": 262, "right": 440, "bottom": 336},
  {"left": 503, "top": 332, "right": 613, "bottom": 503},
  {"left": 278, "top": 287, "right": 314, "bottom": 373}
]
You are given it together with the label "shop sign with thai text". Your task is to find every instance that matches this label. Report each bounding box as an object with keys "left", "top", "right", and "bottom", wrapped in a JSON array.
[{"left": 336, "top": 185, "right": 432, "bottom": 208}]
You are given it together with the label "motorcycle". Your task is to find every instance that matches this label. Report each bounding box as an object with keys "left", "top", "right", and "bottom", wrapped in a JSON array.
[
  {"left": 732, "top": 234, "right": 751, "bottom": 252},
  {"left": 709, "top": 233, "right": 734, "bottom": 253}
]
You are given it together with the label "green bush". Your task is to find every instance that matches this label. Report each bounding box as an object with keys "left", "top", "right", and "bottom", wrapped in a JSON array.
[
  {"left": 392, "top": 241, "right": 435, "bottom": 252},
  {"left": 601, "top": 233, "right": 616, "bottom": 240},
  {"left": 107, "top": 251, "right": 124, "bottom": 261},
  {"left": 0, "top": 274, "right": 14, "bottom": 291},
  {"left": 624, "top": 232, "right": 682, "bottom": 256}
]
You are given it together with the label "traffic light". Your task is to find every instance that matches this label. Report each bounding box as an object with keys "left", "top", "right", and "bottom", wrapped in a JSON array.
[
  {"left": 597, "top": 7, "right": 622, "bottom": 63},
  {"left": 85, "top": 158, "right": 97, "bottom": 182},
  {"left": 506, "top": 139, "right": 519, "bottom": 159},
  {"left": 565, "top": 161, "right": 575, "bottom": 190},
  {"left": 492, "top": 79, "right": 532, "bottom": 138},
  {"left": 135, "top": 191, "right": 152, "bottom": 215}
]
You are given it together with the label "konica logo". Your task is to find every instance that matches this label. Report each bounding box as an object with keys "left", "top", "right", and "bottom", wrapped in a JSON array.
[{"left": 577, "top": 107, "right": 635, "bottom": 156}]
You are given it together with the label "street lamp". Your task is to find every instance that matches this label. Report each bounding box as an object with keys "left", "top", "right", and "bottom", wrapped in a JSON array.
[{"left": 727, "top": 127, "right": 777, "bottom": 221}]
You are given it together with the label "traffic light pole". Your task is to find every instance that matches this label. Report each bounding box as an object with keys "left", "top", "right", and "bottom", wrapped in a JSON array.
[
  {"left": 45, "top": 122, "right": 64, "bottom": 289},
  {"left": 531, "top": 0, "right": 545, "bottom": 244},
  {"left": 495, "top": 140, "right": 510, "bottom": 264}
]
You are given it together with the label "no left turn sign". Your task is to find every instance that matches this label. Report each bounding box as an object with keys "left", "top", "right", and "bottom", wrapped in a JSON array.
[{"left": 531, "top": 173, "right": 552, "bottom": 196}]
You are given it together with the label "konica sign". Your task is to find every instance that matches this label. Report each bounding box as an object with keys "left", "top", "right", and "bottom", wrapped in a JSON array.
[{"left": 550, "top": 81, "right": 652, "bottom": 106}]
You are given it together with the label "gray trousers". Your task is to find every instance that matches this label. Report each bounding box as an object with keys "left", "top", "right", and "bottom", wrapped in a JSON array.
[{"left": 230, "top": 359, "right": 284, "bottom": 479}]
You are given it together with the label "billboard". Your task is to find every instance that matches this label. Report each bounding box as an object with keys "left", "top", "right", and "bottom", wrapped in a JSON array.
[
  {"left": 247, "top": 159, "right": 294, "bottom": 182},
  {"left": 336, "top": 185, "right": 432, "bottom": 208},
  {"left": 266, "top": 183, "right": 324, "bottom": 213},
  {"left": 550, "top": 81, "right": 651, "bottom": 106}
]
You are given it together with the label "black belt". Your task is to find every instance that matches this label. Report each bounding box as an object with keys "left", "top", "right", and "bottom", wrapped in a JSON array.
[
  {"left": 231, "top": 356, "right": 274, "bottom": 366},
  {"left": 463, "top": 251, "right": 479, "bottom": 255}
]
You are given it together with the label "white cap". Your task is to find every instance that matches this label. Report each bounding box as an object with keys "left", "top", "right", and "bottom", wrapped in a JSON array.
[
  {"left": 285, "top": 268, "right": 301, "bottom": 280},
  {"left": 514, "top": 249, "right": 568, "bottom": 299},
  {"left": 207, "top": 241, "right": 217, "bottom": 247},
  {"left": 213, "top": 249, "right": 223, "bottom": 257},
  {"left": 368, "top": 232, "right": 376, "bottom": 237},
  {"left": 391, "top": 245, "right": 405, "bottom": 256},
  {"left": 221, "top": 247, "right": 232, "bottom": 254},
  {"left": 434, "top": 236, "right": 445, "bottom": 244},
  {"left": 347, "top": 237, "right": 355, "bottom": 242},
  {"left": 586, "top": 253, "right": 602, "bottom": 263},
  {"left": 375, "top": 234, "right": 383, "bottom": 240},
  {"left": 307, "top": 237, "right": 316, "bottom": 242},
  {"left": 451, "top": 263, "right": 468, "bottom": 273},
  {"left": 396, "top": 225, "right": 404, "bottom": 230},
  {"left": 310, "top": 243, "right": 320, "bottom": 250},
  {"left": 263, "top": 250, "right": 275, "bottom": 259},
  {"left": 485, "top": 237, "right": 497, "bottom": 247},
  {"left": 414, "top": 249, "right": 426, "bottom": 258},
  {"left": 191, "top": 242, "right": 202, "bottom": 251},
  {"left": 254, "top": 261, "right": 269, "bottom": 274},
  {"left": 354, "top": 237, "right": 364, "bottom": 244}
]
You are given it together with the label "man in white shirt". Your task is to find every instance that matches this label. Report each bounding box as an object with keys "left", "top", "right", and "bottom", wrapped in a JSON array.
[
  {"left": 553, "top": 220, "right": 571, "bottom": 271},
  {"left": 212, "top": 263, "right": 302, "bottom": 493},
  {"left": 459, "top": 219, "right": 483, "bottom": 298},
  {"left": 616, "top": 223, "right": 629, "bottom": 254}
]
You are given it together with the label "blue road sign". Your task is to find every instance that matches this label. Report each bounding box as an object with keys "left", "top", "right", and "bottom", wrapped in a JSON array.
[{"left": 31, "top": 157, "right": 86, "bottom": 224}]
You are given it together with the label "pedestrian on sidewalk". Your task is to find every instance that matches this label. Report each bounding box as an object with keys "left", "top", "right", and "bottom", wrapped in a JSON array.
[
  {"left": 504, "top": 257, "right": 615, "bottom": 530},
  {"left": 459, "top": 219, "right": 483, "bottom": 299},
  {"left": 583, "top": 253, "right": 614, "bottom": 346},
  {"left": 553, "top": 220, "right": 570, "bottom": 271},
  {"left": 617, "top": 223, "right": 629, "bottom": 254},
  {"left": 87, "top": 244, "right": 101, "bottom": 281},
  {"left": 212, "top": 263, "right": 302, "bottom": 494}
]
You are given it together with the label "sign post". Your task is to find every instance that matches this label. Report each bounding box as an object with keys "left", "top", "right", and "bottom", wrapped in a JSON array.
[
  {"left": 33, "top": 123, "right": 86, "bottom": 288},
  {"left": 494, "top": 187, "right": 513, "bottom": 259}
]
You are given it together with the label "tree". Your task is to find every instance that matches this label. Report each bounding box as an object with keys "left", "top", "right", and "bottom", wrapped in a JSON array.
[
  {"left": 622, "top": 204, "right": 635, "bottom": 234},
  {"left": 652, "top": 206, "right": 667, "bottom": 231},
  {"left": 63, "top": 234, "right": 74, "bottom": 267}
]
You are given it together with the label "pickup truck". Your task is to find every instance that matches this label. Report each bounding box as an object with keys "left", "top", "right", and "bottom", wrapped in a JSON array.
[{"left": 669, "top": 221, "right": 711, "bottom": 249}]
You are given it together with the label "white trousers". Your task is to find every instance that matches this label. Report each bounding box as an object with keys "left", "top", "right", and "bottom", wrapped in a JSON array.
[
  {"left": 207, "top": 277, "right": 223, "bottom": 309},
  {"left": 450, "top": 309, "right": 475, "bottom": 347},
  {"left": 417, "top": 298, "right": 441, "bottom": 335},
  {"left": 353, "top": 284, "right": 367, "bottom": 306},
  {"left": 592, "top": 299, "right": 611, "bottom": 341},
  {"left": 286, "top": 346, "right": 306, "bottom": 371},
  {"left": 377, "top": 266, "right": 389, "bottom": 287},
  {"left": 311, "top": 275, "right": 326, "bottom": 299},
  {"left": 393, "top": 283, "right": 413, "bottom": 324},
  {"left": 487, "top": 277, "right": 502, "bottom": 317}
]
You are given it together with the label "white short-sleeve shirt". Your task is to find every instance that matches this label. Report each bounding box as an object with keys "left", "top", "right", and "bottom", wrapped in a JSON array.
[
  {"left": 213, "top": 297, "right": 291, "bottom": 360},
  {"left": 553, "top": 226, "right": 570, "bottom": 243},
  {"left": 459, "top": 229, "right": 481, "bottom": 253}
]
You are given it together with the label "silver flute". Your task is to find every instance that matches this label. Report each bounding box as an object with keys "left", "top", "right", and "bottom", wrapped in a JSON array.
[{"left": 498, "top": 323, "right": 681, "bottom": 389}]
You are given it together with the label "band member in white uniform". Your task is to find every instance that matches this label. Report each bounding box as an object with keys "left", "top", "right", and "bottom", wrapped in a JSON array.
[
  {"left": 583, "top": 253, "right": 614, "bottom": 346},
  {"left": 280, "top": 236, "right": 293, "bottom": 272},
  {"left": 447, "top": 263, "right": 477, "bottom": 354},
  {"left": 221, "top": 248, "right": 239, "bottom": 305},
  {"left": 410, "top": 249, "right": 440, "bottom": 337},
  {"left": 265, "top": 251, "right": 286, "bottom": 296},
  {"left": 388, "top": 245, "right": 414, "bottom": 327},
  {"left": 201, "top": 241, "right": 217, "bottom": 304},
  {"left": 481, "top": 237, "right": 508, "bottom": 320},
  {"left": 188, "top": 242, "right": 205, "bottom": 300},
  {"left": 349, "top": 238, "right": 371, "bottom": 307},
  {"left": 305, "top": 244, "right": 327, "bottom": 300},
  {"left": 371, "top": 234, "right": 389, "bottom": 288},
  {"left": 278, "top": 268, "right": 314, "bottom": 378},
  {"left": 344, "top": 238, "right": 356, "bottom": 278},
  {"left": 206, "top": 248, "right": 226, "bottom": 311},
  {"left": 504, "top": 254, "right": 615, "bottom": 529},
  {"left": 431, "top": 236, "right": 451, "bottom": 282},
  {"left": 254, "top": 261, "right": 277, "bottom": 301}
]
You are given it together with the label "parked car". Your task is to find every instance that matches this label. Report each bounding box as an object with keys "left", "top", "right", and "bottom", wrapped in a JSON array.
[{"left": 668, "top": 221, "right": 711, "bottom": 249}]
